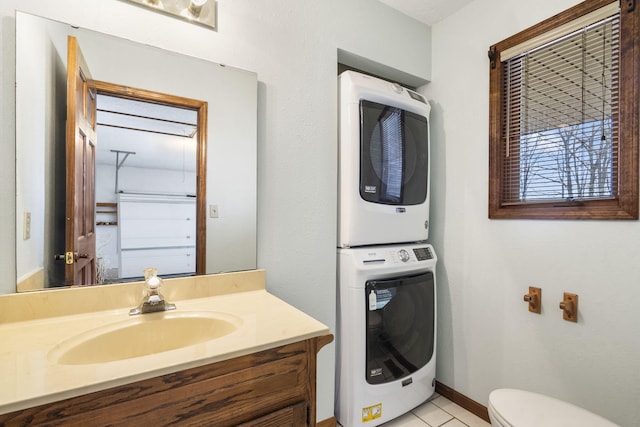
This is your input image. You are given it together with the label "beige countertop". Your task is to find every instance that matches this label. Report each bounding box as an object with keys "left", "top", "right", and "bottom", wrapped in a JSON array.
[{"left": 0, "top": 270, "right": 331, "bottom": 415}]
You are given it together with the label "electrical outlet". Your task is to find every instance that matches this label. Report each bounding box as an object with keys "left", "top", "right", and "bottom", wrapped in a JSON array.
[
  {"left": 209, "top": 204, "right": 219, "bottom": 218},
  {"left": 23, "top": 211, "right": 31, "bottom": 240}
]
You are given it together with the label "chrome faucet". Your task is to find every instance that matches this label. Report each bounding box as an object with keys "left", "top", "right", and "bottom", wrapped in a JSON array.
[{"left": 129, "top": 268, "right": 176, "bottom": 316}]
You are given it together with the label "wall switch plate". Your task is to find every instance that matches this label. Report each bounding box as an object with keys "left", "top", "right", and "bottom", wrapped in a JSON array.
[
  {"left": 23, "top": 211, "right": 31, "bottom": 240},
  {"left": 209, "top": 205, "right": 219, "bottom": 218}
]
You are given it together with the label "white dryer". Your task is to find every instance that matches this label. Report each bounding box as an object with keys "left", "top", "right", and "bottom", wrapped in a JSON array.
[
  {"left": 338, "top": 71, "right": 431, "bottom": 247},
  {"left": 336, "top": 243, "right": 437, "bottom": 427}
]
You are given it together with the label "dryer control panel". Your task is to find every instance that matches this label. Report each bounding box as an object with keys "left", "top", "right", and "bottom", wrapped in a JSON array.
[{"left": 388, "top": 246, "right": 434, "bottom": 264}]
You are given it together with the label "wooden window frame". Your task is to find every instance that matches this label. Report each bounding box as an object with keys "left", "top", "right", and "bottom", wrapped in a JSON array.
[{"left": 488, "top": 0, "right": 639, "bottom": 219}]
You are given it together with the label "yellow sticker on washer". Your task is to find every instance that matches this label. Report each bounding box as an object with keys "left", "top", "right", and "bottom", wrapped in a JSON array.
[{"left": 362, "top": 403, "right": 382, "bottom": 422}]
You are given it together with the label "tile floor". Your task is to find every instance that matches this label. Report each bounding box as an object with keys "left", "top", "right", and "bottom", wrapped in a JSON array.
[
  {"left": 339, "top": 393, "right": 492, "bottom": 427},
  {"left": 382, "top": 393, "right": 491, "bottom": 427}
]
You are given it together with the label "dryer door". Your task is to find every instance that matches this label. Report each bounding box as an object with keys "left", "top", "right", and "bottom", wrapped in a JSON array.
[
  {"left": 365, "top": 271, "right": 435, "bottom": 385},
  {"left": 360, "top": 100, "right": 429, "bottom": 205}
]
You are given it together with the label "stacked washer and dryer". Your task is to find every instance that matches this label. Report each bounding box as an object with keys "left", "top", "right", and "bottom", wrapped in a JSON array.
[{"left": 336, "top": 71, "right": 437, "bottom": 426}]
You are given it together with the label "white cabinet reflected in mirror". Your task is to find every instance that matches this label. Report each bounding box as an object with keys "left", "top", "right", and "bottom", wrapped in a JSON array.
[{"left": 15, "top": 12, "right": 257, "bottom": 292}]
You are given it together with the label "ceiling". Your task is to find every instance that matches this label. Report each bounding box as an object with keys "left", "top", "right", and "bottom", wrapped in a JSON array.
[
  {"left": 96, "top": 95, "right": 198, "bottom": 172},
  {"left": 378, "top": 0, "right": 474, "bottom": 25}
]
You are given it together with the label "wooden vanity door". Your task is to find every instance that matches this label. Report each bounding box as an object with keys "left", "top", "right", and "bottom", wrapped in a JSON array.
[{"left": 65, "top": 36, "right": 97, "bottom": 286}]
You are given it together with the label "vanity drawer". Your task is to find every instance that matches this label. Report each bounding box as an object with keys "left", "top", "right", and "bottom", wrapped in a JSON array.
[{"left": 236, "top": 401, "right": 308, "bottom": 427}]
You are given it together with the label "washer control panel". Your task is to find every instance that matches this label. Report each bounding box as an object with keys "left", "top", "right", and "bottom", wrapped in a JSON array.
[
  {"left": 356, "top": 244, "right": 435, "bottom": 266},
  {"left": 413, "top": 246, "right": 433, "bottom": 261}
]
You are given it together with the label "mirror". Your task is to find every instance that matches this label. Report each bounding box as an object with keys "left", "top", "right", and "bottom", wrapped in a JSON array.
[{"left": 15, "top": 12, "right": 257, "bottom": 292}]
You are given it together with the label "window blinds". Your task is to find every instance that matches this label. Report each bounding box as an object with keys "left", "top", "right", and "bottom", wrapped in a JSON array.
[
  {"left": 502, "top": 12, "right": 620, "bottom": 203},
  {"left": 500, "top": 2, "right": 619, "bottom": 62}
]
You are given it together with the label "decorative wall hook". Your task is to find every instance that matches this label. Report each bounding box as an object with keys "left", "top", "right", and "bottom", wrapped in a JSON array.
[
  {"left": 523, "top": 286, "right": 541, "bottom": 314},
  {"left": 559, "top": 292, "right": 578, "bottom": 322}
]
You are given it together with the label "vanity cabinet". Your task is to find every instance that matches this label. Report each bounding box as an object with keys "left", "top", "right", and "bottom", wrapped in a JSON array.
[{"left": 0, "top": 334, "right": 333, "bottom": 426}]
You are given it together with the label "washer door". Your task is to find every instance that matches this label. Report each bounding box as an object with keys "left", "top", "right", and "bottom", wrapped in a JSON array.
[
  {"left": 359, "top": 100, "right": 429, "bottom": 205},
  {"left": 365, "top": 271, "right": 435, "bottom": 385}
]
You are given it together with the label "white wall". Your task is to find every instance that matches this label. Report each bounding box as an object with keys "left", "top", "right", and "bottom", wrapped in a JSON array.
[
  {"left": 0, "top": 0, "right": 431, "bottom": 420},
  {"left": 14, "top": 14, "right": 50, "bottom": 284},
  {"left": 423, "top": 1, "right": 640, "bottom": 425}
]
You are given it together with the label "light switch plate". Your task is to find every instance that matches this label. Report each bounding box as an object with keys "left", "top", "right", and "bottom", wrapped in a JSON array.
[
  {"left": 23, "top": 211, "right": 31, "bottom": 240},
  {"left": 209, "top": 205, "right": 219, "bottom": 218}
]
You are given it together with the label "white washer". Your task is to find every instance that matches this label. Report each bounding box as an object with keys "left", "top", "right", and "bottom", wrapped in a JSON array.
[
  {"left": 336, "top": 243, "right": 437, "bottom": 427},
  {"left": 338, "top": 71, "right": 431, "bottom": 247}
]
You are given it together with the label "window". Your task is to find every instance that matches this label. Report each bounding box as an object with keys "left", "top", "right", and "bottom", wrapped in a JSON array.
[{"left": 488, "top": 0, "right": 639, "bottom": 219}]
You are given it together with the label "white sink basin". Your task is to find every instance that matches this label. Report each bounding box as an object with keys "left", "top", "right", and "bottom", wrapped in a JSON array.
[{"left": 48, "top": 311, "right": 242, "bottom": 365}]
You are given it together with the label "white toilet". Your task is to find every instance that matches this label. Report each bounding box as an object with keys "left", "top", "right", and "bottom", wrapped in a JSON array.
[{"left": 488, "top": 389, "right": 619, "bottom": 427}]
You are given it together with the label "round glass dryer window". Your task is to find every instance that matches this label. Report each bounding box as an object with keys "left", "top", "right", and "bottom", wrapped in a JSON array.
[{"left": 360, "top": 100, "right": 429, "bottom": 205}]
